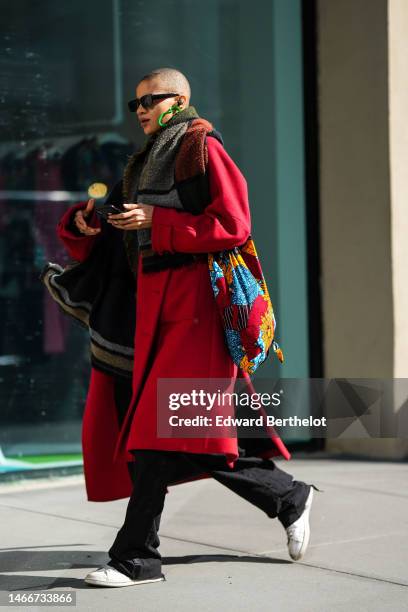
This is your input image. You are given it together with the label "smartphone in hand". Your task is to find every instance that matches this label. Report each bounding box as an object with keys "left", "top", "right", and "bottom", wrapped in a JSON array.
[{"left": 95, "top": 204, "right": 123, "bottom": 220}]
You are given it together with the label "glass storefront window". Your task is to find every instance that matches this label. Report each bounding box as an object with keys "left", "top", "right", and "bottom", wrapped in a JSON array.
[{"left": 0, "top": 0, "right": 309, "bottom": 475}]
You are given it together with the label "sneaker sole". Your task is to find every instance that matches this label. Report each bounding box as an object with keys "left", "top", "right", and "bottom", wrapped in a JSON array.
[
  {"left": 84, "top": 575, "right": 165, "bottom": 588},
  {"left": 290, "top": 486, "right": 314, "bottom": 561}
]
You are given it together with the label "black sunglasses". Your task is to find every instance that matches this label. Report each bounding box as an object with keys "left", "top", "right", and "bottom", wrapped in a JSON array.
[{"left": 128, "top": 93, "right": 179, "bottom": 112}]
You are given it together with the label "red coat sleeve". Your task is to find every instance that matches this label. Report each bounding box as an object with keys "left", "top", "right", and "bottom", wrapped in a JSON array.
[
  {"left": 57, "top": 201, "right": 102, "bottom": 262},
  {"left": 151, "top": 136, "right": 251, "bottom": 254}
]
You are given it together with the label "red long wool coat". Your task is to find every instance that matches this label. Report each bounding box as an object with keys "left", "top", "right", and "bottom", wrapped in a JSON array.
[{"left": 57, "top": 136, "right": 291, "bottom": 502}]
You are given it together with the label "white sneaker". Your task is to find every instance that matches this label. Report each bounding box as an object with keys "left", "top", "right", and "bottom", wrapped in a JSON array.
[
  {"left": 285, "top": 486, "right": 313, "bottom": 561},
  {"left": 84, "top": 565, "right": 165, "bottom": 588}
]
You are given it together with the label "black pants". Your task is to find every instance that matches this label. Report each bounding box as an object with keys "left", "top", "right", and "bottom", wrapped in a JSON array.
[{"left": 109, "top": 377, "right": 314, "bottom": 573}]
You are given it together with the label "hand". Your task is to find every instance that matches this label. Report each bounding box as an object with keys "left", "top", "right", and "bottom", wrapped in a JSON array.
[
  {"left": 74, "top": 199, "right": 101, "bottom": 235},
  {"left": 107, "top": 202, "right": 154, "bottom": 230}
]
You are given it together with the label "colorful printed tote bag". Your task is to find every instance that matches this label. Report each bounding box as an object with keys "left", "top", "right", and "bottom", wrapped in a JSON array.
[{"left": 208, "top": 236, "right": 284, "bottom": 375}]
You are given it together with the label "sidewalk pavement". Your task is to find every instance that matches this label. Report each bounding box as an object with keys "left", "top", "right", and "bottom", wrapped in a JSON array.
[{"left": 0, "top": 453, "right": 407, "bottom": 612}]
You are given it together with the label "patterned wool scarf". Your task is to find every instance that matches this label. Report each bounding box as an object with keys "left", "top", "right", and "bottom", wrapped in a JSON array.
[{"left": 122, "top": 105, "right": 222, "bottom": 273}]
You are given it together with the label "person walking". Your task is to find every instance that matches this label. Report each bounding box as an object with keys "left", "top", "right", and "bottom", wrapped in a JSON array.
[{"left": 43, "top": 67, "right": 320, "bottom": 588}]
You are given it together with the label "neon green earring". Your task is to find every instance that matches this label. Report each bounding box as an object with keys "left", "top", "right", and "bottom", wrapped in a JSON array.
[{"left": 158, "top": 103, "right": 182, "bottom": 128}]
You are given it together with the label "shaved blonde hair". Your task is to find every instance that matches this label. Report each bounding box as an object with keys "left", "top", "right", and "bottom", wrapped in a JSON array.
[{"left": 138, "top": 67, "right": 191, "bottom": 105}]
